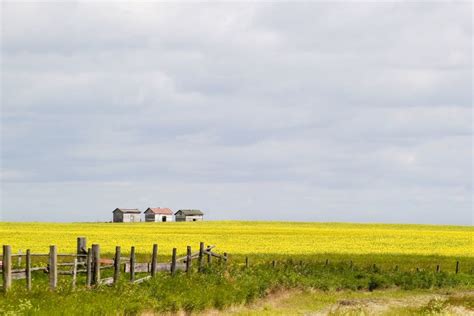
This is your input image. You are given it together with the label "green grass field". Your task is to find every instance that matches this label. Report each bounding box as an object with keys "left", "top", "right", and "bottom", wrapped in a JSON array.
[{"left": 0, "top": 221, "right": 473, "bottom": 315}]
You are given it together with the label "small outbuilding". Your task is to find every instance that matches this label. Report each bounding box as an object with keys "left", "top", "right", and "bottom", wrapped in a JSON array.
[
  {"left": 112, "top": 208, "right": 141, "bottom": 223},
  {"left": 175, "top": 209, "right": 204, "bottom": 222},
  {"left": 144, "top": 207, "right": 174, "bottom": 222}
]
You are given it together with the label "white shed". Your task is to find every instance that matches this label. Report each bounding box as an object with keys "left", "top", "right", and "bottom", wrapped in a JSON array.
[
  {"left": 144, "top": 207, "right": 174, "bottom": 222},
  {"left": 175, "top": 209, "right": 204, "bottom": 222},
  {"left": 112, "top": 208, "right": 141, "bottom": 223}
]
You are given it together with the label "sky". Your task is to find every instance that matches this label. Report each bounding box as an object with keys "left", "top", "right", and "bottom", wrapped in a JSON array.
[{"left": 0, "top": 1, "right": 472, "bottom": 224}]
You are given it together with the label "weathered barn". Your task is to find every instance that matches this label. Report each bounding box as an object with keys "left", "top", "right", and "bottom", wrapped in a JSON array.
[
  {"left": 144, "top": 207, "right": 174, "bottom": 222},
  {"left": 112, "top": 208, "right": 141, "bottom": 223},
  {"left": 174, "top": 209, "right": 204, "bottom": 222}
]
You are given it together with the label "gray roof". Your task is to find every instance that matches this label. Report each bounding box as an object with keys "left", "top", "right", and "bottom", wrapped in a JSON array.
[
  {"left": 175, "top": 209, "right": 204, "bottom": 216},
  {"left": 113, "top": 208, "right": 141, "bottom": 214}
]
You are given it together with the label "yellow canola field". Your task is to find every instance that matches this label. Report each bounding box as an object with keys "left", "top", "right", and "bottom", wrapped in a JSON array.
[{"left": 0, "top": 221, "right": 472, "bottom": 257}]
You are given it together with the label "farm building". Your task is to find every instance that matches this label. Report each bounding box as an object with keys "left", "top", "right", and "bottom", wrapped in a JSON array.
[
  {"left": 112, "top": 208, "right": 141, "bottom": 223},
  {"left": 144, "top": 207, "right": 174, "bottom": 222},
  {"left": 175, "top": 209, "right": 204, "bottom": 222}
]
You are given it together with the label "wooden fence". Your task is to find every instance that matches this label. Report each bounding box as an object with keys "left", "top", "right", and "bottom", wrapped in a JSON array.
[
  {"left": 242, "top": 256, "right": 464, "bottom": 275},
  {"left": 0, "top": 238, "right": 228, "bottom": 292}
]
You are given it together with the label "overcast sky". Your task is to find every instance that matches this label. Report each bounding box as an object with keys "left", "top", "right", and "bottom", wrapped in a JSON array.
[{"left": 1, "top": 1, "right": 472, "bottom": 224}]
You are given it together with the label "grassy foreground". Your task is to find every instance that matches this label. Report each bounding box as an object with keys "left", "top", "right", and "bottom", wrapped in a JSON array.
[
  {"left": 0, "top": 221, "right": 472, "bottom": 314},
  {"left": 1, "top": 260, "right": 473, "bottom": 315}
]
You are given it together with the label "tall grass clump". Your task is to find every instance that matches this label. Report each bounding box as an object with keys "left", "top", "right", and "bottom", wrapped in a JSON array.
[{"left": 1, "top": 258, "right": 472, "bottom": 315}]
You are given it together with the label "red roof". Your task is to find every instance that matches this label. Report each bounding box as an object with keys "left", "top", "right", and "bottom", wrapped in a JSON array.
[{"left": 146, "top": 207, "right": 173, "bottom": 215}]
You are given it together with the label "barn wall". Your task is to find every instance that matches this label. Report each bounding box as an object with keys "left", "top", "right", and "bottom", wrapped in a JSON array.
[
  {"left": 123, "top": 214, "right": 131, "bottom": 222},
  {"left": 162, "top": 215, "right": 173, "bottom": 222},
  {"left": 145, "top": 214, "right": 156, "bottom": 222},
  {"left": 131, "top": 214, "right": 141, "bottom": 222},
  {"left": 113, "top": 212, "right": 123, "bottom": 222},
  {"left": 145, "top": 214, "right": 174, "bottom": 222},
  {"left": 175, "top": 215, "right": 203, "bottom": 222},
  {"left": 185, "top": 215, "right": 203, "bottom": 222},
  {"left": 122, "top": 213, "right": 141, "bottom": 222}
]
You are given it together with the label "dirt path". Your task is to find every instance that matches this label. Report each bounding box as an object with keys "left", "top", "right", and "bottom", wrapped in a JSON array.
[
  {"left": 200, "top": 289, "right": 474, "bottom": 315},
  {"left": 311, "top": 291, "right": 474, "bottom": 315},
  {"left": 142, "top": 290, "right": 474, "bottom": 315}
]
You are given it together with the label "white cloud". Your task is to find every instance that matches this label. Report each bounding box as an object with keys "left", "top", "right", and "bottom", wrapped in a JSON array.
[{"left": 1, "top": 1, "right": 472, "bottom": 224}]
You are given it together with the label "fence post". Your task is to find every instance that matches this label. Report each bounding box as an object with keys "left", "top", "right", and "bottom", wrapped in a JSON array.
[
  {"left": 198, "top": 242, "right": 204, "bottom": 272},
  {"left": 171, "top": 248, "right": 177, "bottom": 275},
  {"left": 186, "top": 246, "right": 192, "bottom": 273},
  {"left": 2, "top": 245, "right": 12, "bottom": 292},
  {"left": 72, "top": 258, "right": 78, "bottom": 289},
  {"left": 207, "top": 248, "right": 212, "bottom": 265},
  {"left": 91, "top": 244, "right": 100, "bottom": 285},
  {"left": 49, "top": 245, "right": 57, "bottom": 290},
  {"left": 455, "top": 261, "right": 460, "bottom": 274},
  {"left": 272, "top": 260, "right": 276, "bottom": 268},
  {"left": 130, "top": 246, "right": 135, "bottom": 282},
  {"left": 26, "top": 249, "right": 32, "bottom": 291},
  {"left": 17, "top": 250, "right": 22, "bottom": 267},
  {"left": 86, "top": 248, "right": 92, "bottom": 288},
  {"left": 436, "top": 264, "right": 440, "bottom": 273},
  {"left": 77, "top": 237, "right": 87, "bottom": 262},
  {"left": 245, "top": 256, "right": 249, "bottom": 268},
  {"left": 113, "top": 246, "right": 121, "bottom": 284},
  {"left": 151, "top": 244, "right": 158, "bottom": 277}
]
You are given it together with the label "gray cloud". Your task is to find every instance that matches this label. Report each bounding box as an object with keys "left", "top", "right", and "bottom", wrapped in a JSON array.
[{"left": 1, "top": 2, "right": 472, "bottom": 224}]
